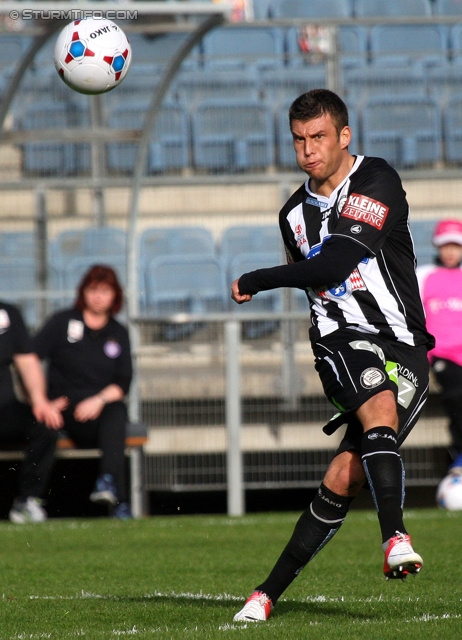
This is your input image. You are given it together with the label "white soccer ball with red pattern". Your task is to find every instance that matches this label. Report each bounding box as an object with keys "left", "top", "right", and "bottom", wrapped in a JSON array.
[
  {"left": 436, "top": 472, "right": 462, "bottom": 510},
  {"left": 54, "top": 18, "right": 132, "bottom": 95}
]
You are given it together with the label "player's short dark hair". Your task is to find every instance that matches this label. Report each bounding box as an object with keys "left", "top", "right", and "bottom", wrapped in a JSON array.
[
  {"left": 75, "top": 264, "right": 124, "bottom": 315},
  {"left": 289, "top": 89, "right": 349, "bottom": 136}
]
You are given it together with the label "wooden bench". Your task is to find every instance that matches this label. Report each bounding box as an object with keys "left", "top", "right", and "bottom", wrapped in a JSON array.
[{"left": 0, "top": 422, "right": 148, "bottom": 518}]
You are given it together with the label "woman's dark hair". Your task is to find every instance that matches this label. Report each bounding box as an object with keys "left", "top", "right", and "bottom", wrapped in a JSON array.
[
  {"left": 75, "top": 264, "right": 123, "bottom": 315},
  {"left": 289, "top": 89, "right": 349, "bottom": 136}
]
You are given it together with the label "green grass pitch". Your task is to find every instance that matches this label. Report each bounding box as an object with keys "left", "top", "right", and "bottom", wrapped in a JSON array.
[{"left": 1, "top": 508, "right": 460, "bottom": 639}]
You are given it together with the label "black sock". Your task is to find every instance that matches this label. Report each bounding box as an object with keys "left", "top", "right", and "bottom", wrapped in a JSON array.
[
  {"left": 361, "top": 426, "right": 406, "bottom": 543},
  {"left": 255, "top": 484, "right": 352, "bottom": 604}
]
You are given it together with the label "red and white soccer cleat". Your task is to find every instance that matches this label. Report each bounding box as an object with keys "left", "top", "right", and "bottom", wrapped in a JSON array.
[
  {"left": 383, "top": 531, "right": 423, "bottom": 580},
  {"left": 233, "top": 590, "right": 273, "bottom": 622}
]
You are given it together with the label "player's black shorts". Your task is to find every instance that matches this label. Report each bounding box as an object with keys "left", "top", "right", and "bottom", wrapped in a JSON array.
[{"left": 312, "top": 328, "right": 430, "bottom": 455}]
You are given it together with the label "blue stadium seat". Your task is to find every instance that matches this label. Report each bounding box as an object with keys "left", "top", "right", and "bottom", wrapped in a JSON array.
[
  {"left": 143, "top": 254, "right": 227, "bottom": 340},
  {"left": 107, "top": 101, "right": 189, "bottom": 174},
  {"left": 17, "top": 71, "right": 51, "bottom": 108},
  {"left": 0, "top": 231, "right": 35, "bottom": 258},
  {"left": 443, "top": 93, "right": 462, "bottom": 163},
  {"left": 338, "top": 25, "right": 369, "bottom": 70},
  {"left": 275, "top": 102, "right": 299, "bottom": 170},
  {"left": 70, "top": 102, "right": 92, "bottom": 175},
  {"left": 106, "top": 102, "right": 145, "bottom": 174},
  {"left": 220, "top": 225, "right": 282, "bottom": 268},
  {"left": 221, "top": 226, "right": 283, "bottom": 338},
  {"left": 0, "top": 35, "right": 25, "bottom": 70},
  {"left": 18, "top": 101, "right": 77, "bottom": 176},
  {"left": 81, "top": 227, "right": 126, "bottom": 257},
  {"left": 127, "top": 32, "right": 201, "bottom": 72},
  {"left": 51, "top": 230, "right": 87, "bottom": 261},
  {"left": 174, "top": 67, "right": 260, "bottom": 107},
  {"left": 260, "top": 66, "right": 327, "bottom": 108},
  {"left": 272, "top": 0, "right": 352, "bottom": 18},
  {"left": 449, "top": 24, "right": 462, "bottom": 64},
  {"left": 409, "top": 219, "right": 438, "bottom": 267},
  {"left": 0, "top": 258, "right": 38, "bottom": 327},
  {"left": 252, "top": 0, "right": 274, "bottom": 19},
  {"left": 369, "top": 24, "right": 448, "bottom": 69},
  {"left": 191, "top": 98, "right": 274, "bottom": 172},
  {"left": 362, "top": 96, "right": 442, "bottom": 168},
  {"left": 344, "top": 63, "right": 427, "bottom": 107},
  {"left": 139, "top": 226, "right": 216, "bottom": 312},
  {"left": 433, "top": 0, "right": 462, "bottom": 15},
  {"left": 107, "top": 63, "right": 163, "bottom": 103},
  {"left": 148, "top": 104, "right": 190, "bottom": 174},
  {"left": 228, "top": 251, "right": 283, "bottom": 338},
  {"left": 354, "top": 0, "right": 432, "bottom": 16},
  {"left": 144, "top": 254, "right": 227, "bottom": 315},
  {"left": 426, "top": 61, "right": 462, "bottom": 104},
  {"left": 139, "top": 226, "right": 215, "bottom": 262},
  {"left": 51, "top": 227, "right": 126, "bottom": 260},
  {"left": 202, "top": 27, "right": 284, "bottom": 71}
]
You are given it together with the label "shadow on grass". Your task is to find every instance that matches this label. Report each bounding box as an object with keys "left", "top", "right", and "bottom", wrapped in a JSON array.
[
  {"left": 274, "top": 599, "right": 379, "bottom": 621},
  {"left": 105, "top": 592, "right": 380, "bottom": 622}
]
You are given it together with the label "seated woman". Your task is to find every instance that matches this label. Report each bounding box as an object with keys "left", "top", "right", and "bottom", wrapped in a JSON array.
[{"left": 33, "top": 264, "right": 133, "bottom": 519}]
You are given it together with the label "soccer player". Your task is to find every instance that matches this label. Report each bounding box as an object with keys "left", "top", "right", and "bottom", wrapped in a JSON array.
[
  {"left": 0, "top": 301, "right": 67, "bottom": 523},
  {"left": 231, "top": 89, "right": 434, "bottom": 622},
  {"left": 416, "top": 219, "right": 462, "bottom": 473}
]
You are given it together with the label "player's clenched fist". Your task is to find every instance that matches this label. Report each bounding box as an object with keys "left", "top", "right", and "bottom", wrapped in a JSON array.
[{"left": 231, "top": 279, "right": 253, "bottom": 304}]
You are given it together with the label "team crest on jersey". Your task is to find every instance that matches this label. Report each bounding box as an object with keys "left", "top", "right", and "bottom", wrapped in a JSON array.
[
  {"left": 360, "top": 367, "right": 387, "bottom": 389},
  {"left": 341, "top": 193, "right": 389, "bottom": 230}
]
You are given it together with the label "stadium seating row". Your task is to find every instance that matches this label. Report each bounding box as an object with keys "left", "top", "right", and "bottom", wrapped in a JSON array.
[
  {"left": 5, "top": 20, "right": 462, "bottom": 81},
  {"left": 253, "top": 0, "right": 462, "bottom": 19},
  {"left": 197, "top": 23, "right": 462, "bottom": 70},
  {"left": 14, "top": 93, "right": 462, "bottom": 175},
  {"left": 0, "top": 221, "right": 437, "bottom": 334}
]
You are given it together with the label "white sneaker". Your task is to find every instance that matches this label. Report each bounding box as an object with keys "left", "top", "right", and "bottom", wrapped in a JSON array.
[
  {"left": 383, "top": 531, "right": 423, "bottom": 580},
  {"left": 233, "top": 591, "right": 273, "bottom": 622},
  {"left": 9, "top": 497, "right": 47, "bottom": 524}
]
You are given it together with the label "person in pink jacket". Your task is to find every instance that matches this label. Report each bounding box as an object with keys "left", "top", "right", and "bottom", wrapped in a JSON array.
[{"left": 417, "top": 219, "right": 462, "bottom": 472}]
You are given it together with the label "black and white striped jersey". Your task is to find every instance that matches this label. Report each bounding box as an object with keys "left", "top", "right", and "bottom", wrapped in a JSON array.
[{"left": 277, "top": 155, "right": 432, "bottom": 348}]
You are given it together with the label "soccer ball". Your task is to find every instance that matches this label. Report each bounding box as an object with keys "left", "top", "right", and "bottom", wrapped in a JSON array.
[
  {"left": 53, "top": 18, "right": 132, "bottom": 95},
  {"left": 436, "top": 472, "right": 462, "bottom": 510}
]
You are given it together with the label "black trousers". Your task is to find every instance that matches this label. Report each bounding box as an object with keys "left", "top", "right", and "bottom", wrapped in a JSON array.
[
  {"left": 61, "top": 401, "right": 128, "bottom": 502},
  {"left": 0, "top": 400, "right": 58, "bottom": 499}
]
